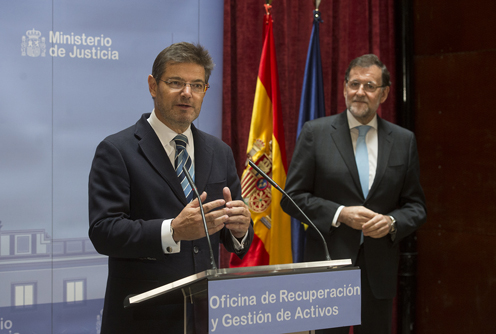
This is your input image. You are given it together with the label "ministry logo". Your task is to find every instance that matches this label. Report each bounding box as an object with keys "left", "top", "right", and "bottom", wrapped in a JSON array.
[
  {"left": 21, "top": 28, "right": 46, "bottom": 57},
  {"left": 20, "top": 28, "right": 119, "bottom": 60}
]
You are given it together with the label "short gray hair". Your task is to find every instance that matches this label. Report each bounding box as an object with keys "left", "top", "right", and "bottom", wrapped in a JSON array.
[
  {"left": 152, "top": 42, "right": 215, "bottom": 83},
  {"left": 345, "top": 54, "right": 391, "bottom": 87}
]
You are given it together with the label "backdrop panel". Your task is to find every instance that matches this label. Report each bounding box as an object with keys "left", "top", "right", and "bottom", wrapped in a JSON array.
[{"left": 0, "top": 1, "right": 224, "bottom": 332}]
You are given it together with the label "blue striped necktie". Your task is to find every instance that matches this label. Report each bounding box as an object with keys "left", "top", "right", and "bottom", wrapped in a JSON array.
[{"left": 174, "top": 134, "right": 195, "bottom": 203}]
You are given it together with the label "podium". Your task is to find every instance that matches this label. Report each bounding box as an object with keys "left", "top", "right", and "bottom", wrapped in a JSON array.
[{"left": 125, "top": 259, "right": 361, "bottom": 333}]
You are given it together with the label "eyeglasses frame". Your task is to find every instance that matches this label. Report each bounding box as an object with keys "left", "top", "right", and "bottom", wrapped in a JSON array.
[{"left": 158, "top": 79, "right": 210, "bottom": 93}]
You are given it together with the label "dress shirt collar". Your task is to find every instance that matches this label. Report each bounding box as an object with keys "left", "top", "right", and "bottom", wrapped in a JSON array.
[
  {"left": 147, "top": 109, "right": 194, "bottom": 159},
  {"left": 148, "top": 109, "right": 193, "bottom": 143},
  {"left": 346, "top": 109, "right": 378, "bottom": 131}
]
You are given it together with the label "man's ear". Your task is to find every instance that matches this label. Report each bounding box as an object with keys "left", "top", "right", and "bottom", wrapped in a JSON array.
[
  {"left": 148, "top": 74, "right": 157, "bottom": 99},
  {"left": 380, "top": 86, "right": 390, "bottom": 103}
]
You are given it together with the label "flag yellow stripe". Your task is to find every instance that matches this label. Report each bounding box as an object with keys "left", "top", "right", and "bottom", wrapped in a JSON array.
[{"left": 245, "top": 78, "right": 292, "bottom": 265}]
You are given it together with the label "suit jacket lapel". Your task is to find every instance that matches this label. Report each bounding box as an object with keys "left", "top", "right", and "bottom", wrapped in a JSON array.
[
  {"left": 368, "top": 116, "right": 393, "bottom": 198},
  {"left": 192, "top": 125, "right": 214, "bottom": 195},
  {"left": 134, "top": 114, "right": 187, "bottom": 205},
  {"left": 330, "top": 111, "right": 363, "bottom": 197}
]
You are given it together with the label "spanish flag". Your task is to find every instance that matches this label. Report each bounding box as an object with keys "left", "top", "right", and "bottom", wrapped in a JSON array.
[{"left": 230, "top": 4, "right": 292, "bottom": 266}]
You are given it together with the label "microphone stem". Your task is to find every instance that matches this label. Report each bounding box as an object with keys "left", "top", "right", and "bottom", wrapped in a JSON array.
[
  {"left": 282, "top": 194, "right": 331, "bottom": 261},
  {"left": 248, "top": 160, "right": 331, "bottom": 261},
  {"left": 183, "top": 167, "right": 218, "bottom": 270}
]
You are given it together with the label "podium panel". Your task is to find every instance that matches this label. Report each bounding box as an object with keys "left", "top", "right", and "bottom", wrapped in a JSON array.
[{"left": 207, "top": 269, "right": 360, "bottom": 333}]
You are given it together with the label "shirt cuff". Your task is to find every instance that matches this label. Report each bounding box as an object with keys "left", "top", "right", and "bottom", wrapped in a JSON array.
[
  {"left": 231, "top": 231, "right": 248, "bottom": 251},
  {"left": 332, "top": 206, "right": 344, "bottom": 228},
  {"left": 161, "top": 219, "right": 181, "bottom": 254}
]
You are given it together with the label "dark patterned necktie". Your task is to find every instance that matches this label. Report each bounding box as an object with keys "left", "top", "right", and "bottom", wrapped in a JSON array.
[{"left": 174, "top": 134, "right": 195, "bottom": 203}]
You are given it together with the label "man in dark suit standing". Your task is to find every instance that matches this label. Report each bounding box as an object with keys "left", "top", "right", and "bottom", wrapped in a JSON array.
[
  {"left": 281, "top": 54, "right": 426, "bottom": 334},
  {"left": 88, "top": 42, "right": 253, "bottom": 333}
]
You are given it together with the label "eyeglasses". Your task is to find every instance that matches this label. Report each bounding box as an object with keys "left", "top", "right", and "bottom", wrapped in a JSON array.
[
  {"left": 346, "top": 80, "right": 386, "bottom": 93},
  {"left": 159, "top": 79, "right": 209, "bottom": 94}
]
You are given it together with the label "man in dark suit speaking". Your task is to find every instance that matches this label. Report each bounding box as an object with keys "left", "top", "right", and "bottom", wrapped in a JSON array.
[
  {"left": 88, "top": 42, "right": 253, "bottom": 333},
  {"left": 281, "top": 54, "right": 426, "bottom": 334}
]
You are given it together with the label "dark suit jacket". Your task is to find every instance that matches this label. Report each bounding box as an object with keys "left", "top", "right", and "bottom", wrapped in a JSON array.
[
  {"left": 281, "top": 111, "right": 426, "bottom": 299},
  {"left": 88, "top": 113, "right": 253, "bottom": 333}
]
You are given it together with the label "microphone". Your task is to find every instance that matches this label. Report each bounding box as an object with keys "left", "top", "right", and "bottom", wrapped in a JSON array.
[
  {"left": 182, "top": 166, "right": 218, "bottom": 270},
  {"left": 248, "top": 159, "right": 331, "bottom": 261}
]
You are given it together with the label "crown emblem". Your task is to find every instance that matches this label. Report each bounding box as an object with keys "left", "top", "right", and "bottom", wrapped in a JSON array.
[
  {"left": 26, "top": 28, "right": 42, "bottom": 39},
  {"left": 22, "top": 28, "right": 45, "bottom": 57}
]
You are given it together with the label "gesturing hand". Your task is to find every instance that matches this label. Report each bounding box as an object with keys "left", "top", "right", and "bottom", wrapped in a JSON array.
[
  {"left": 222, "top": 187, "right": 251, "bottom": 239},
  {"left": 171, "top": 192, "right": 228, "bottom": 242}
]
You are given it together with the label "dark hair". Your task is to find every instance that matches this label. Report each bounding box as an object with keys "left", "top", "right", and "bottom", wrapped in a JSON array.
[
  {"left": 152, "top": 42, "right": 214, "bottom": 83},
  {"left": 344, "top": 54, "right": 391, "bottom": 87}
]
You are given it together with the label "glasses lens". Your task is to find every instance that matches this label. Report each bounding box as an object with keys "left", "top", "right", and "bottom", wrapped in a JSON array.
[
  {"left": 167, "top": 81, "right": 183, "bottom": 89},
  {"left": 190, "top": 83, "right": 205, "bottom": 93},
  {"left": 364, "top": 83, "right": 377, "bottom": 92},
  {"left": 348, "top": 82, "right": 360, "bottom": 90}
]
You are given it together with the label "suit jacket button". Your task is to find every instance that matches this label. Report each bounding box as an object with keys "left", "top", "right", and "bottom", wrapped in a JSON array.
[{"left": 193, "top": 246, "right": 199, "bottom": 254}]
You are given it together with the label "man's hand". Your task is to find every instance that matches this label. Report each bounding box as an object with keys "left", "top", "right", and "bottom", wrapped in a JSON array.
[
  {"left": 339, "top": 206, "right": 391, "bottom": 239},
  {"left": 222, "top": 187, "right": 251, "bottom": 239},
  {"left": 338, "top": 206, "right": 376, "bottom": 230},
  {"left": 171, "top": 192, "right": 228, "bottom": 242},
  {"left": 362, "top": 214, "right": 392, "bottom": 239}
]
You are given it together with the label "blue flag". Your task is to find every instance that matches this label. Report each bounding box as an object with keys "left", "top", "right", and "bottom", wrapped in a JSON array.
[{"left": 291, "top": 10, "right": 326, "bottom": 262}]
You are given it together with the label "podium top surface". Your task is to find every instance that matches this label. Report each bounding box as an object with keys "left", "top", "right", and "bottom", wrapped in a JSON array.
[{"left": 126, "top": 259, "right": 352, "bottom": 307}]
